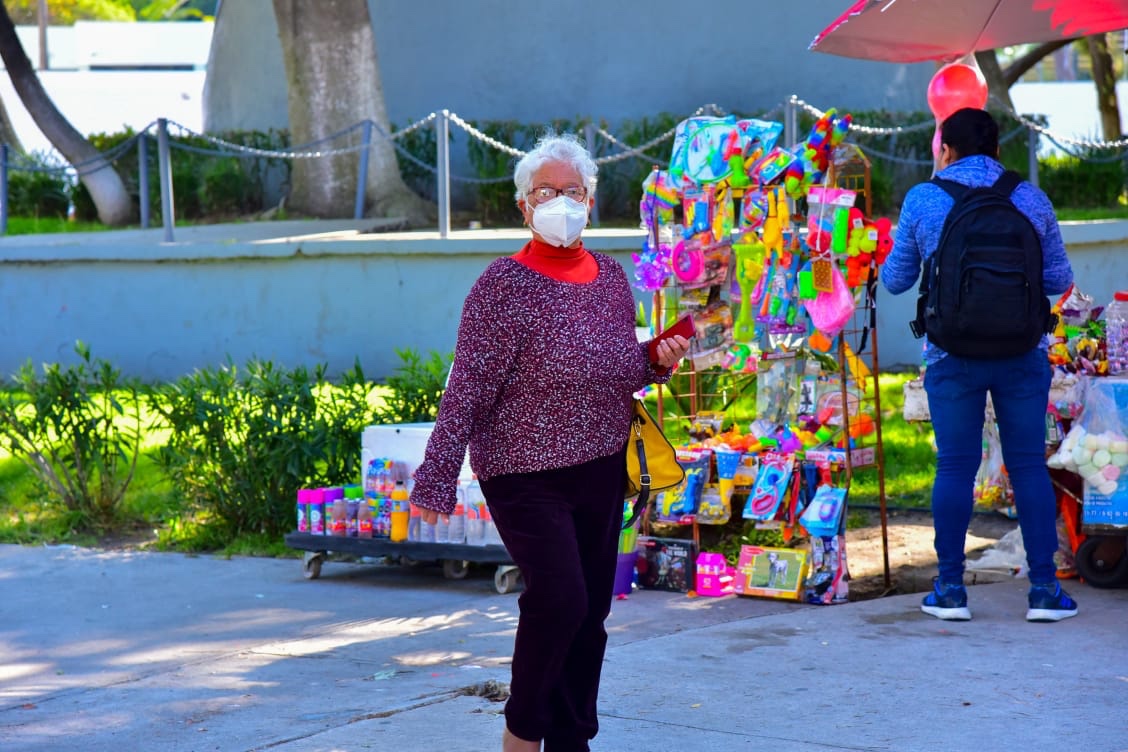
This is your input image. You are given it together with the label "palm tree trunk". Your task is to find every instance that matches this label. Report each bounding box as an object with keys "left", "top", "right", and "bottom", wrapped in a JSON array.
[
  {"left": 272, "top": 0, "right": 434, "bottom": 226},
  {"left": 0, "top": 1, "right": 131, "bottom": 225},
  {"left": 1087, "top": 33, "right": 1122, "bottom": 142}
]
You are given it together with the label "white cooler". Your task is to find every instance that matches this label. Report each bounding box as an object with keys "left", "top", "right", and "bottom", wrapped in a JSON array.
[{"left": 360, "top": 422, "right": 472, "bottom": 489}]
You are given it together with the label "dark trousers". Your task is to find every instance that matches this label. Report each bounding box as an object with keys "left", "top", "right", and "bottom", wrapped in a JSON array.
[{"left": 479, "top": 447, "right": 626, "bottom": 752}]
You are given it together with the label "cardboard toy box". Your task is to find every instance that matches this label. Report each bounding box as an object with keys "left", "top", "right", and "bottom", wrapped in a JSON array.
[
  {"left": 734, "top": 545, "right": 809, "bottom": 600},
  {"left": 636, "top": 536, "right": 697, "bottom": 593}
]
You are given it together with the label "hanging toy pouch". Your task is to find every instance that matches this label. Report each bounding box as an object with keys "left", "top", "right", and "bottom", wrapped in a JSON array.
[
  {"left": 632, "top": 231, "right": 675, "bottom": 292},
  {"left": 640, "top": 167, "right": 678, "bottom": 225},
  {"left": 736, "top": 118, "right": 784, "bottom": 164},
  {"left": 732, "top": 452, "right": 760, "bottom": 495},
  {"left": 743, "top": 452, "right": 795, "bottom": 521},
  {"left": 696, "top": 483, "right": 731, "bottom": 525},
  {"left": 669, "top": 116, "right": 738, "bottom": 186},
  {"left": 712, "top": 182, "right": 735, "bottom": 243},
  {"left": 807, "top": 260, "right": 856, "bottom": 339},
  {"left": 672, "top": 236, "right": 731, "bottom": 290},
  {"left": 657, "top": 449, "right": 712, "bottom": 524},
  {"left": 682, "top": 186, "right": 713, "bottom": 239},
  {"left": 740, "top": 189, "right": 768, "bottom": 230},
  {"left": 710, "top": 448, "right": 742, "bottom": 522},
  {"left": 756, "top": 356, "right": 802, "bottom": 427},
  {"left": 806, "top": 187, "right": 856, "bottom": 258},
  {"left": 690, "top": 301, "right": 735, "bottom": 371},
  {"left": 974, "top": 420, "right": 1014, "bottom": 514},
  {"left": 799, "top": 465, "right": 847, "bottom": 538}
]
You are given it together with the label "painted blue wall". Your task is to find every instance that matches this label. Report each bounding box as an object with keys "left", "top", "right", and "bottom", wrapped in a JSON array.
[
  {"left": 2, "top": 221, "right": 1124, "bottom": 382},
  {"left": 203, "top": 0, "right": 932, "bottom": 142}
]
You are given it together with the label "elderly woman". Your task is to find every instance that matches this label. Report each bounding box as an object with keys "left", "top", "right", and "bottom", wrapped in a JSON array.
[{"left": 410, "top": 132, "right": 690, "bottom": 752}]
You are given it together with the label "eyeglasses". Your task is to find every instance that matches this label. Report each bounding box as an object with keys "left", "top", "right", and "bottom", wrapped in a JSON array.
[{"left": 529, "top": 185, "right": 587, "bottom": 203}]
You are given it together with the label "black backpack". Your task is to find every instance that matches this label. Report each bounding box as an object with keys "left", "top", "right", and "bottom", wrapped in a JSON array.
[{"left": 910, "top": 170, "right": 1054, "bottom": 358}]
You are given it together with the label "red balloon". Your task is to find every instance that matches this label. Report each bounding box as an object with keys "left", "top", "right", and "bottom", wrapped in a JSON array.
[{"left": 927, "top": 63, "right": 988, "bottom": 122}]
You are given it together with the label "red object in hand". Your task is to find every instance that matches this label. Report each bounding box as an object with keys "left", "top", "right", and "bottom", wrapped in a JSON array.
[{"left": 648, "top": 313, "right": 695, "bottom": 363}]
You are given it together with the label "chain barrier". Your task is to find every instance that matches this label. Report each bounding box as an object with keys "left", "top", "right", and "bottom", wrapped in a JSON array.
[{"left": 7, "top": 95, "right": 1128, "bottom": 188}]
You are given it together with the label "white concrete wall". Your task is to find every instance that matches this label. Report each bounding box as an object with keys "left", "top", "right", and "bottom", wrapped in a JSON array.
[{"left": 1, "top": 220, "right": 1124, "bottom": 381}]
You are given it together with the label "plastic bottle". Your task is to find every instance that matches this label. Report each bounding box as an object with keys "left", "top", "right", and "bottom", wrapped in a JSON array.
[
  {"left": 390, "top": 481, "right": 410, "bottom": 542},
  {"left": 464, "top": 478, "right": 485, "bottom": 546},
  {"left": 308, "top": 488, "right": 325, "bottom": 535},
  {"left": 407, "top": 503, "right": 422, "bottom": 542},
  {"left": 295, "top": 489, "right": 310, "bottom": 533},
  {"left": 482, "top": 506, "right": 503, "bottom": 547},
  {"left": 325, "top": 487, "right": 347, "bottom": 536},
  {"left": 1106, "top": 290, "right": 1128, "bottom": 375},
  {"left": 344, "top": 485, "right": 362, "bottom": 537},
  {"left": 446, "top": 502, "right": 465, "bottom": 544}
]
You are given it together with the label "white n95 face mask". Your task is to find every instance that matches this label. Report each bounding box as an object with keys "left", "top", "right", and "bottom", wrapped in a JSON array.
[{"left": 529, "top": 195, "right": 589, "bottom": 247}]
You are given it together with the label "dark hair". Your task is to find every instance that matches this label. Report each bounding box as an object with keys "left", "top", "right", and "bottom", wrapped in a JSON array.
[{"left": 940, "top": 108, "right": 999, "bottom": 159}]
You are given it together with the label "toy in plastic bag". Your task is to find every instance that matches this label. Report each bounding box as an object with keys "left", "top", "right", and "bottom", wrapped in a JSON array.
[
  {"left": 657, "top": 450, "right": 712, "bottom": 523},
  {"left": 689, "top": 302, "right": 734, "bottom": 371},
  {"left": 639, "top": 166, "right": 679, "bottom": 225},
  {"left": 743, "top": 452, "right": 795, "bottom": 521},
  {"left": 756, "top": 356, "right": 802, "bottom": 427},
  {"left": 696, "top": 483, "right": 730, "bottom": 525},
  {"left": 799, "top": 478, "right": 847, "bottom": 538},
  {"left": 973, "top": 420, "right": 1014, "bottom": 514},
  {"left": 669, "top": 116, "right": 783, "bottom": 186},
  {"left": 1046, "top": 380, "right": 1128, "bottom": 495},
  {"left": 806, "top": 260, "right": 856, "bottom": 338}
]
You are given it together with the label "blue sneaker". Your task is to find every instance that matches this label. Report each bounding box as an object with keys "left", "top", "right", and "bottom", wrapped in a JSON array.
[
  {"left": 1026, "top": 581, "right": 1078, "bottom": 622},
  {"left": 920, "top": 578, "right": 971, "bottom": 621}
]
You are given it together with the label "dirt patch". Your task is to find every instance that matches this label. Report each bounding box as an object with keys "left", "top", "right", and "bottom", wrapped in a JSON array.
[{"left": 845, "top": 507, "right": 1020, "bottom": 601}]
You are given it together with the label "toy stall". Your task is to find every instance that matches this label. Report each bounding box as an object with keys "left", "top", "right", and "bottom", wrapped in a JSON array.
[
  {"left": 621, "top": 107, "right": 894, "bottom": 605},
  {"left": 284, "top": 423, "right": 522, "bottom": 594},
  {"left": 903, "top": 286, "right": 1128, "bottom": 588}
]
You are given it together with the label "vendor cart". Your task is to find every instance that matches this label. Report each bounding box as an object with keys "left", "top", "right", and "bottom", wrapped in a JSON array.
[
  {"left": 286, "top": 421, "right": 522, "bottom": 594},
  {"left": 283, "top": 532, "right": 522, "bottom": 593}
]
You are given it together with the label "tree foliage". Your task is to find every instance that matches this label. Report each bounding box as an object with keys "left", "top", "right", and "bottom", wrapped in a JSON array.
[{"left": 3, "top": 0, "right": 135, "bottom": 24}]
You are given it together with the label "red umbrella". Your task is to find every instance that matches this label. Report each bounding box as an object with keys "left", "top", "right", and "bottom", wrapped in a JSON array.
[{"left": 810, "top": 0, "right": 1128, "bottom": 63}]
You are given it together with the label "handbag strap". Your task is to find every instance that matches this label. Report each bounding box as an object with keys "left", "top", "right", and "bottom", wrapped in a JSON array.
[{"left": 623, "top": 420, "right": 651, "bottom": 530}]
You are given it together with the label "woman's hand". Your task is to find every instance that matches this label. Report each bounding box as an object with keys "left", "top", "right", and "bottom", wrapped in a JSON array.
[
  {"left": 418, "top": 507, "right": 450, "bottom": 526},
  {"left": 653, "top": 334, "right": 691, "bottom": 369}
]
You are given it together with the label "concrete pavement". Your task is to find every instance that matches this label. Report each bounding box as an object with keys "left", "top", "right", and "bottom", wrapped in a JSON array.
[{"left": 1, "top": 543, "right": 1126, "bottom": 752}]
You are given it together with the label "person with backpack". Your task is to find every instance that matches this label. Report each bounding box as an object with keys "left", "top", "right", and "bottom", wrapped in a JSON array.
[{"left": 880, "top": 107, "right": 1076, "bottom": 622}]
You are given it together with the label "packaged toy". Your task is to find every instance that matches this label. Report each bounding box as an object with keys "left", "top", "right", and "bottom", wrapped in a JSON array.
[
  {"left": 695, "top": 551, "right": 736, "bottom": 597},
  {"left": 636, "top": 536, "right": 697, "bottom": 593},
  {"left": 743, "top": 452, "right": 795, "bottom": 521},
  {"left": 734, "top": 545, "right": 808, "bottom": 600},
  {"left": 804, "top": 535, "right": 849, "bottom": 605}
]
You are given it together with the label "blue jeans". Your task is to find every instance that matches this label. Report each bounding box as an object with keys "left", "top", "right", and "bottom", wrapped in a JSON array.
[{"left": 924, "top": 349, "right": 1057, "bottom": 584}]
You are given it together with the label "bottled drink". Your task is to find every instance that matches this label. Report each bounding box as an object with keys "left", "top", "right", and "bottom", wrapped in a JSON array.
[
  {"left": 389, "top": 482, "right": 410, "bottom": 542},
  {"left": 344, "top": 485, "right": 362, "bottom": 537},
  {"left": 1106, "top": 291, "right": 1128, "bottom": 375}
]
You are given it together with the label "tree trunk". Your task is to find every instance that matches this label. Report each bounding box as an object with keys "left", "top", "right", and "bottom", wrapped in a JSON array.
[
  {"left": 271, "top": 0, "right": 434, "bottom": 226},
  {"left": 974, "top": 50, "right": 1013, "bottom": 111},
  {"left": 1087, "top": 33, "right": 1122, "bottom": 142},
  {"left": 0, "top": 94, "right": 24, "bottom": 152},
  {"left": 0, "top": 2, "right": 131, "bottom": 225},
  {"left": 1002, "top": 39, "right": 1076, "bottom": 87}
]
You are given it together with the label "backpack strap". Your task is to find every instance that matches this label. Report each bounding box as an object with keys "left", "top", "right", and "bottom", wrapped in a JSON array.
[
  {"left": 929, "top": 177, "right": 968, "bottom": 201},
  {"left": 992, "top": 169, "right": 1024, "bottom": 197}
]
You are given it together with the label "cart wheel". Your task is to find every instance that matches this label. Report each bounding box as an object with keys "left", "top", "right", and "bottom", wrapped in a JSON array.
[
  {"left": 400, "top": 555, "right": 426, "bottom": 568},
  {"left": 442, "top": 559, "right": 470, "bottom": 580},
  {"left": 494, "top": 565, "right": 523, "bottom": 594},
  {"left": 1075, "top": 536, "right": 1128, "bottom": 589},
  {"left": 302, "top": 552, "right": 325, "bottom": 580}
]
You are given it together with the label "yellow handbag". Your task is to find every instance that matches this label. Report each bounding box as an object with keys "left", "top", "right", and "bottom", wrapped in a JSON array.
[{"left": 624, "top": 399, "right": 685, "bottom": 528}]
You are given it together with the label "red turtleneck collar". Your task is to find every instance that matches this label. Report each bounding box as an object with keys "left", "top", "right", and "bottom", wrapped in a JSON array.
[{"left": 512, "top": 238, "right": 599, "bottom": 283}]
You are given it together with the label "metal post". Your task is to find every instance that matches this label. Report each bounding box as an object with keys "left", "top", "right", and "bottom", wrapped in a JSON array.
[
  {"left": 0, "top": 144, "right": 8, "bottom": 236},
  {"left": 156, "top": 118, "right": 175, "bottom": 242},
  {"left": 784, "top": 96, "right": 798, "bottom": 149},
  {"left": 138, "top": 132, "right": 150, "bottom": 229},
  {"left": 354, "top": 120, "right": 373, "bottom": 220},
  {"left": 1027, "top": 128, "right": 1040, "bottom": 188},
  {"left": 584, "top": 121, "right": 600, "bottom": 227},
  {"left": 436, "top": 109, "right": 451, "bottom": 238}
]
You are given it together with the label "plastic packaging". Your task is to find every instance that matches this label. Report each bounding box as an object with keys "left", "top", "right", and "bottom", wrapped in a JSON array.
[
  {"left": 295, "top": 489, "right": 311, "bottom": 533},
  {"left": 325, "top": 487, "right": 347, "bottom": 536},
  {"left": 1106, "top": 290, "right": 1128, "bottom": 375},
  {"left": 344, "top": 485, "right": 362, "bottom": 537},
  {"left": 308, "top": 488, "right": 325, "bottom": 534}
]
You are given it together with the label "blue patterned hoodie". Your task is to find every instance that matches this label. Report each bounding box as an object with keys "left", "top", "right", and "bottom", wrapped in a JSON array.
[{"left": 880, "top": 155, "right": 1073, "bottom": 364}]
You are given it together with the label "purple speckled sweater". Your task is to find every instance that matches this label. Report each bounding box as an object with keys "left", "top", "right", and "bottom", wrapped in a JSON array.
[{"left": 410, "top": 252, "right": 669, "bottom": 515}]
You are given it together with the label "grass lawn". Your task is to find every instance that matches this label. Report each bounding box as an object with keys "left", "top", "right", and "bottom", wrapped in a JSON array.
[{"left": 0, "top": 375, "right": 936, "bottom": 550}]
